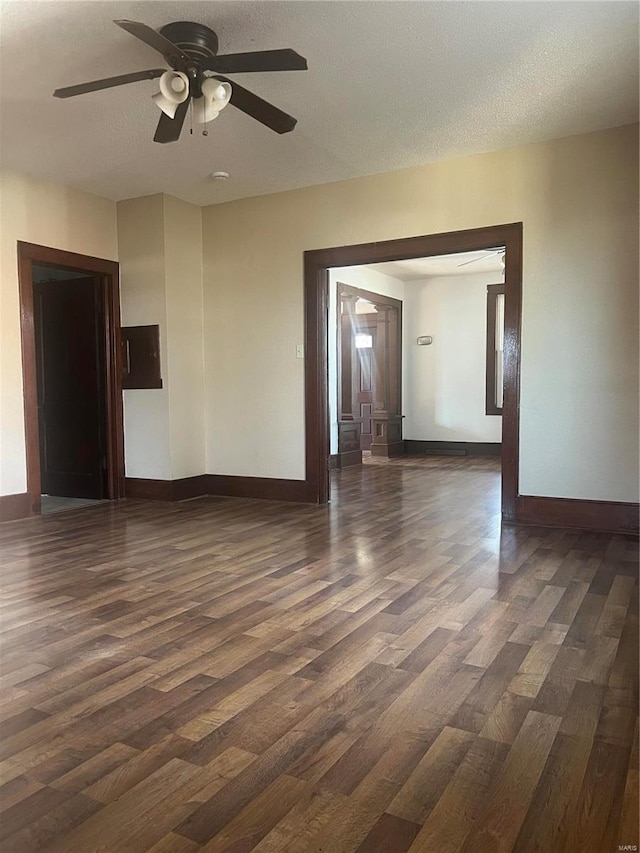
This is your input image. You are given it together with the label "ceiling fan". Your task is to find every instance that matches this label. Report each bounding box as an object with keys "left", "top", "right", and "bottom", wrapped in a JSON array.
[
  {"left": 53, "top": 20, "right": 308, "bottom": 143},
  {"left": 457, "top": 249, "right": 505, "bottom": 268}
]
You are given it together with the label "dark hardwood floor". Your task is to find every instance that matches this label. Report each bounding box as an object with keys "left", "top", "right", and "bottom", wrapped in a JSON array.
[{"left": 0, "top": 457, "right": 637, "bottom": 852}]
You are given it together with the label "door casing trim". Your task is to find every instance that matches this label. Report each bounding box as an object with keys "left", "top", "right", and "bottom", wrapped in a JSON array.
[
  {"left": 303, "top": 223, "right": 523, "bottom": 519},
  {"left": 17, "top": 241, "right": 124, "bottom": 514}
]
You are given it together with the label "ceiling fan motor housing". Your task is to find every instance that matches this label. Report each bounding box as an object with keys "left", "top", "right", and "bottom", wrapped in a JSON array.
[
  {"left": 159, "top": 22, "right": 219, "bottom": 63},
  {"left": 158, "top": 22, "right": 220, "bottom": 98}
]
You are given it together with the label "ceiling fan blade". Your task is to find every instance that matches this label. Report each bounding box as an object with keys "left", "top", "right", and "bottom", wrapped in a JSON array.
[
  {"left": 213, "top": 75, "right": 297, "bottom": 134},
  {"left": 456, "top": 250, "right": 503, "bottom": 267},
  {"left": 114, "top": 20, "right": 189, "bottom": 65},
  {"left": 153, "top": 98, "right": 189, "bottom": 143},
  {"left": 203, "top": 49, "right": 307, "bottom": 74},
  {"left": 53, "top": 68, "right": 165, "bottom": 98}
]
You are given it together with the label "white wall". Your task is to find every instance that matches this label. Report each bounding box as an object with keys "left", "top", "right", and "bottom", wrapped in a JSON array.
[
  {"left": 0, "top": 170, "right": 117, "bottom": 496},
  {"left": 202, "top": 125, "right": 639, "bottom": 502},
  {"left": 328, "top": 266, "right": 405, "bottom": 454},
  {"left": 403, "top": 272, "right": 503, "bottom": 443}
]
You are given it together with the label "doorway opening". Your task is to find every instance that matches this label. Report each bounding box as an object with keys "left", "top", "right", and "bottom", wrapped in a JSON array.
[
  {"left": 330, "top": 250, "right": 505, "bottom": 477},
  {"left": 17, "top": 242, "right": 124, "bottom": 516},
  {"left": 303, "top": 223, "right": 522, "bottom": 521}
]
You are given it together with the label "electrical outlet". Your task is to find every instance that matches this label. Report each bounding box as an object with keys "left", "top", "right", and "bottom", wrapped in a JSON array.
[{"left": 296, "top": 344, "right": 304, "bottom": 359}]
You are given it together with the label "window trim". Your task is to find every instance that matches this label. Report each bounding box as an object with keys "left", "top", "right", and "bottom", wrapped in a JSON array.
[{"left": 486, "top": 283, "right": 505, "bottom": 415}]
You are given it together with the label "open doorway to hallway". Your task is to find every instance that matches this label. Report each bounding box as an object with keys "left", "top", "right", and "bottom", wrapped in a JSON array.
[{"left": 329, "top": 249, "right": 506, "bottom": 480}]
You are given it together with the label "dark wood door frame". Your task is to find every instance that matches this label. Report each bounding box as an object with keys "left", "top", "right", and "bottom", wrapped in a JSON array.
[
  {"left": 17, "top": 242, "right": 124, "bottom": 514},
  {"left": 304, "top": 223, "right": 523, "bottom": 520}
]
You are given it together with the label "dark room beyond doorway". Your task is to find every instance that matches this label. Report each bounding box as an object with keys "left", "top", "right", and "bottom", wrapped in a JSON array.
[
  {"left": 17, "top": 242, "right": 124, "bottom": 518},
  {"left": 32, "top": 264, "right": 109, "bottom": 513}
]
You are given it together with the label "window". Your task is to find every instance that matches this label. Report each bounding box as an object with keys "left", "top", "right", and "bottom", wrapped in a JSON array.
[
  {"left": 355, "top": 333, "right": 373, "bottom": 349},
  {"left": 486, "top": 284, "right": 504, "bottom": 415}
]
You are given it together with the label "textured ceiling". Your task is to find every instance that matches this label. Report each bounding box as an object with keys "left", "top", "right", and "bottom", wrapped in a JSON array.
[
  {"left": 365, "top": 250, "right": 505, "bottom": 280},
  {"left": 1, "top": 1, "right": 637, "bottom": 206}
]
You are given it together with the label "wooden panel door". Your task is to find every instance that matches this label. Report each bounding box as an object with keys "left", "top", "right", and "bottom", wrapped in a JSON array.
[
  {"left": 355, "top": 320, "right": 376, "bottom": 450},
  {"left": 33, "top": 277, "right": 107, "bottom": 499}
]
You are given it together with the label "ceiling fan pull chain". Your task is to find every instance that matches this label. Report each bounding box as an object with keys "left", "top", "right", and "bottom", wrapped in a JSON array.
[{"left": 189, "top": 98, "right": 193, "bottom": 135}]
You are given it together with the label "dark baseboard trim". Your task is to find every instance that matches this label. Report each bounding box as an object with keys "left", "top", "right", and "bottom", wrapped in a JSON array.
[
  {"left": 405, "top": 440, "right": 502, "bottom": 457},
  {"left": 0, "top": 492, "right": 32, "bottom": 522},
  {"left": 338, "top": 450, "right": 362, "bottom": 468},
  {"left": 125, "top": 475, "right": 208, "bottom": 502},
  {"left": 372, "top": 441, "right": 405, "bottom": 458},
  {"left": 515, "top": 495, "right": 639, "bottom": 536},
  {"left": 329, "top": 455, "right": 340, "bottom": 470},
  {"left": 205, "top": 475, "right": 309, "bottom": 503},
  {"left": 126, "top": 474, "right": 310, "bottom": 503},
  {"left": 126, "top": 478, "right": 171, "bottom": 501},
  {"left": 172, "top": 476, "right": 210, "bottom": 501}
]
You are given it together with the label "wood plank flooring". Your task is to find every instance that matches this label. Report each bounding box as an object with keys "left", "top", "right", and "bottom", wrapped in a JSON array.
[{"left": 0, "top": 456, "right": 637, "bottom": 852}]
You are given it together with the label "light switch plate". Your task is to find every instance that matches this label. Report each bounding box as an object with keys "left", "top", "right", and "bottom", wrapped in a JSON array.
[{"left": 296, "top": 344, "right": 304, "bottom": 359}]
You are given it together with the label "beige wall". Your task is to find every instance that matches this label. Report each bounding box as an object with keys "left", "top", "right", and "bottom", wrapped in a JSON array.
[
  {"left": 0, "top": 170, "right": 117, "bottom": 496},
  {"left": 202, "top": 124, "right": 639, "bottom": 502},
  {"left": 163, "top": 195, "right": 205, "bottom": 479},
  {"left": 118, "top": 195, "right": 171, "bottom": 480},
  {"left": 0, "top": 179, "right": 204, "bottom": 496},
  {"left": 118, "top": 194, "right": 205, "bottom": 481},
  {"left": 2, "top": 124, "right": 638, "bottom": 503}
]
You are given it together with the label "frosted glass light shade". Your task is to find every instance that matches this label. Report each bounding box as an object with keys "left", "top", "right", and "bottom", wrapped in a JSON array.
[
  {"left": 152, "top": 71, "right": 190, "bottom": 118},
  {"left": 193, "top": 79, "right": 232, "bottom": 124}
]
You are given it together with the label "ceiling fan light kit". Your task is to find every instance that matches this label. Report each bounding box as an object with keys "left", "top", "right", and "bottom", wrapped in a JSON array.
[
  {"left": 52, "top": 19, "right": 308, "bottom": 144},
  {"left": 152, "top": 71, "right": 189, "bottom": 119},
  {"left": 192, "top": 79, "right": 232, "bottom": 125}
]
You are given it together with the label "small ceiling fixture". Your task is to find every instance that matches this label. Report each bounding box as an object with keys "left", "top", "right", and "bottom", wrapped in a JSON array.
[
  {"left": 53, "top": 19, "right": 308, "bottom": 144},
  {"left": 211, "top": 171, "right": 230, "bottom": 181}
]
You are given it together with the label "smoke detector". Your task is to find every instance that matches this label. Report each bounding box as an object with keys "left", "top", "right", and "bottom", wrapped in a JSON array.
[{"left": 211, "top": 171, "right": 230, "bottom": 181}]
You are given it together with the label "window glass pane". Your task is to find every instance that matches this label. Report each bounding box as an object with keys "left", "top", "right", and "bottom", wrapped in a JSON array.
[
  {"left": 495, "top": 293, "right": 505, "bottom": 351},
  {"left": 495, "top": 351, "right": 504, "bottom": 408},
  {"left": 355, "top": 333, "right": 373, "bottom": 349},
  {"left": 495, "top": 292, "right": 504, "bottom": 408},
  {"left": 486, "top": 286, "right": 504, "bottom": 414}
]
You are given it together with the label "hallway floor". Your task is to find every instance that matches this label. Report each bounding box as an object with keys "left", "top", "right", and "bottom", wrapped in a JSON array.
[
  {"left": 0, "top": 459, "right": 637, "bottom": 851},
  {"left": 40, "top": 495, "right": 109, "bottom": 515}
]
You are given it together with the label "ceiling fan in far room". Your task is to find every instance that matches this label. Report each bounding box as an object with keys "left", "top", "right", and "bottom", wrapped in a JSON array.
[
  {"left": 53, "top": 20, "right": 308, "bottom": 143},
  {"left": 457, "top": 249, "right": 505, "bottom": 268}
]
